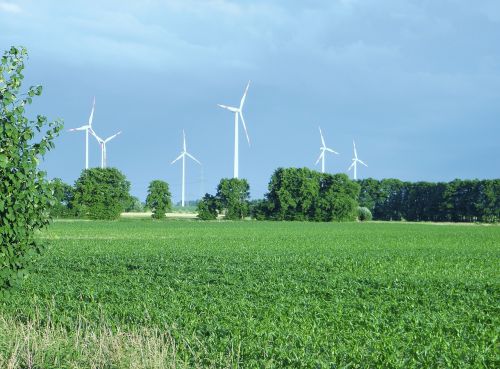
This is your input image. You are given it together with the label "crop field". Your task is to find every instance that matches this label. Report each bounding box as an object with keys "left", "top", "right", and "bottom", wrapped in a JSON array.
[{"left": 0, "top": 220, "right": 499, "bottom": 368}]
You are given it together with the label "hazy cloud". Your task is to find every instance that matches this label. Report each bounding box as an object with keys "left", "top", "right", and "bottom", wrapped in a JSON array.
[{"left": 0, "top": 1, "right": 21, "bottom": 13}]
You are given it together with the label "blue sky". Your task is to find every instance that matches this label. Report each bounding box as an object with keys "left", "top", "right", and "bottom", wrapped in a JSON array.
[{"left": 1, "top": 0, "right": 499, "bottom": 202}]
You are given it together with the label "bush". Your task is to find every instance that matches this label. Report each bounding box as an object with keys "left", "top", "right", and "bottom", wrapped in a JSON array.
[
  {"left": 145, "top": 180, "right": 171, "bottom": 219},
  {"left": 72, "top": 168, "right": 131, "bottom": 220},
  {"left": 0, "top": 46, "right": 63, "bottom": 294},
  {"left": 249, "top": 199, "right": 270, "bottom": 220},
  {"left": 197, "top": 194, "right": 219, "bottom": 220},
  {"left": 124, "top": 196, "right": 144, "bottom": 213},
  {"left": 358, "top": 207, "right": 373, "bottom": 221}
]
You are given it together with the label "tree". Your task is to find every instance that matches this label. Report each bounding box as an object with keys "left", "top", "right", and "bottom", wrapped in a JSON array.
[
  {"left": 50, "top": 178, "right": 74, "bottom": 218},
  {"left": 124, "top": 196, "right": 144, "bottom": 213},
  {"left": 197, "top": 193, "right": 219, "bottom": 220},
  {"left": 314, "top": 173, "right": 360, "bottom": 222},
  {"left": 0, "top": 46, "right": 63, "bottom": 294},
  {"left": 146, "top": 180, "right": 172, "bottom": 219},
  {"left": 216, "top": 178, "right": 250, "bottom": 220},
  {"left": 72, "top": 168, "right": 131, "bottom": 220}
]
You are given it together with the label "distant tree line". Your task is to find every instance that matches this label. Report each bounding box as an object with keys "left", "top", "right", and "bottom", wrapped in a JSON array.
[
  {"left": 357, "top": 178, "right": 500, "bottom": 223},
  {"left": 50, "top": 169, "right": 499, "bottom": 223}
]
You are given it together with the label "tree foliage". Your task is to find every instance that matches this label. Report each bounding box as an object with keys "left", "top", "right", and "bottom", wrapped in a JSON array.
[
  {"left": 0, "top": 46, "right": 63, "bottom": 294},
  {"left": 357, "top": 178, "right": 500, "bottom": 223},
  {"left": 264, "top": 168, "right": 360, "bottom": 222},
  {"left": 72, "top": 168, "right": 131, "bottom": 220},
  {"left": 146, "top": 180, "right": 172, "bottom": 219},
  {"left": 50, "top": 178, "right": 74, "bottom": 218},
  {"left": 216, "top": 178, "right": 250, "bottom": 220},
  {"left": 197, "top": 193, "right": 219, "bottom": 220}
]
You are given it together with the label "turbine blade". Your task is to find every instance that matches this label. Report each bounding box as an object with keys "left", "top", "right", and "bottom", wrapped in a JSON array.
[
  {"left": 319, "top": 127, "right": 326, "bottom": 147},
  {"left": 353, "top": 140, "right": 358, "bottom": 159},
  {"left": 171, "top": 153, "right": 184, "bottom": 164},
  {"left": 239, "top": 80, "right": 251, "bottom": 109},
  {"left": 68, "top": 125, "right": 88, "bottom": 132},
  {"left": 347, "top": 161, "right": 355, "bottom": 171},
  {"left": 104, "top": 131, "right": 122, "bottom": 143},
  {"left": 183, "top": 130, "right": 186, "bottom": 152},
  {"left": 186, "top": 152, "right": 201, "bottom": 165},
  {"left": 88, "top": 97, "right": 95, "bottom": 127},
  {"left": 315, "top": 150, "right": 324, "bottom": 165},
  {"left": 325, "top": 148, "right": 339, "bottom": 155},
  {"left": 358, "top": 159, "right": 368, "bottom": 167},
  {"left": 239, "top": 111, "right": 251, "bottom": 146},
  {"left": 89, "top": 128, "right": 103, "bottom": 142}
]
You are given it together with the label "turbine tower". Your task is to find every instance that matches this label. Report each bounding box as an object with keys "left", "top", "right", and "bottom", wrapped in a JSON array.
[
  {"left": 217, "top": 81, "right": 251, "bottom": 178},
  {"left": 171, "top": 130, "right": 201, "bottom": 207},
  {"left": 315, "top": 126, "right": 339, "bottom": 173},
  {"left": 90, "top": 129, "right": 121, "bottom": 168},
  {"left": 348, "top": 140, "right": 368, "bottom": 180},
  {"left": 68, "top": 97, "right": 95, "bottom": 169}
]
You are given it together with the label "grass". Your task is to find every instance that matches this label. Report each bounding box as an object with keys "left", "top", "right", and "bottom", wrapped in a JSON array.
[{"left": 0, "top": 220, "right": 499, "bottom": 368}]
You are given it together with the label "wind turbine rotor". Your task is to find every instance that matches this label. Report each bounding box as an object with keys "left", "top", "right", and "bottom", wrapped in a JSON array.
[
  {"left": 239, "top": 80, "right": 251, "bottom": 110},
  {"left": 186, "top": 152, "right": 201, "bottom": 165},
  {"left": 171, "top": 153, "right": 184, "bottom": 165},
  {"left": 319, "top": 127, "right": 326, "bottom": 148},
  {"left": 239, "top": 111, "right": 251, "bottom": 146},
  {"left": 315, "top": 150, "right": 325, "bottom": 165}
]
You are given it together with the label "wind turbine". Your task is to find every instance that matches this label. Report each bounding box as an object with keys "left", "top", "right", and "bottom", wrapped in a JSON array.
[
  {"left": 315, "top": 126, "right": 339, "bottom": 173},
  {"left": 89, "top": 129, "right": 122, "bottom": 168},
  {"left": 68, "top": 97, "right": 95, "bottom": 169},
  {"left": 171, "top": 130, "right": 201, "bottom": 207},
  {"left": 217, "top": 81, "right": 251, "bottom": 178},
  {"left": 348, "top": 140, "right": 368, "bottom": 180}
]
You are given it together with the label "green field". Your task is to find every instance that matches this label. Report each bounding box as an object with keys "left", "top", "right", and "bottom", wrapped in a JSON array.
[{"left": 1, "top": 220, "right": 499, "bottom": 368}]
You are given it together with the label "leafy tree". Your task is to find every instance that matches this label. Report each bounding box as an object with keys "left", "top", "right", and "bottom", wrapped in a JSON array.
[
  {"left": 197, "top": 193, "right": 219, "bottom": 220},
  {"left": 249, "top": 199, "right": 270, "bottom": 220},
  {"left": 146, "top": 180, "right": 172, "bottom": 219},
  {"left": 314, "top": 173, "right": 360, "bottom": 222},
  {"left": 0, "top": 46, "right": 63, "bottom": 294},
  {"left": 216, "top": 178, "right": 250, "bottom": 220},
  {"left": 50, "top": 178, "right": 74, "bottom": 218},
  {"left": 72, "top": 168, "right": 131, "bottom": 220}
]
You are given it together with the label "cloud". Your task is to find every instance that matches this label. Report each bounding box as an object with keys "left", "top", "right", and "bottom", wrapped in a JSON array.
[{"left": 0, "top": 1, "right": 21, "bottom": 13}]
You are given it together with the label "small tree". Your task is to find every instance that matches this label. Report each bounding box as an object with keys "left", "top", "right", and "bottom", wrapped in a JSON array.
[
  {"left": 197, "top": 194, "right": 219, "bottom": 220},
  {"left": 216, "top": 178, "right": 250, "bottom": 220},
  {"left": 358, "top": 207, "right": 373, "bottom": 221},
  {"left": 124, "top": 196, "right": 144, "bottom": 213},
  {"left": 72, "top": 168, "right": 131, "bottom": 220},
  {"left": 0, "top": 46, "right": 63, "bottom": 294},
  {"left": 146, "top": 180, "right": 172, "bottom": 219},
  {"left": 50, "top": 178, "right": 74, "bottom": 218}
]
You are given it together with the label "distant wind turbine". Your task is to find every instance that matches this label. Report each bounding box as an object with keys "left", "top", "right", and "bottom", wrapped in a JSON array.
[
  {"left": 90, "top": 129, "right": 122, "bottom": 168},
  {"left": 171, "top": 130, "right": 201, "bottom": 207},
  {"left": 68, "top": 97, "right": 95, "bottom": 169},
  {"left": 348, "top": 140, "right": 368, "bottom": 180},
  {"left": 218, "top": 81, "right": 251, "bottom": 178},
  {"left": 315, "top": 126, "right": 339, "bottom": 173}
]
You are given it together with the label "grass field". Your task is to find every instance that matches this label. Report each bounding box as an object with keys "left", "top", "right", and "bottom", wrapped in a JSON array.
[{"left": 0, "top": 220, "right": 499, "bottom": 368}]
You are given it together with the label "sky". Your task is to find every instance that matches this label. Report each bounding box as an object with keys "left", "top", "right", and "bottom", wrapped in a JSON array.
[{"left": 1, "top": 0, "right": 499, "bottom": 202}]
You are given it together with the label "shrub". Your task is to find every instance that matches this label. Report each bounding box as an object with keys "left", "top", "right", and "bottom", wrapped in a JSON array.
[
  {"left": 358, "top": 207, "right": 373, "bottom": 221},
  {"left": 145, "top": 180, "right": 171, "bottom": 219},
  {"left": 72, "top": 168, "right": 131, "bottom": 220},
  {"left": 197, "top": 194, "right": 219, "bottom": 220},
  {"left": 0, "top": 46, "right": 63, "bottom": 295},
  {"left": 124, "top": 196, "right": 144, "bottom": 213}
]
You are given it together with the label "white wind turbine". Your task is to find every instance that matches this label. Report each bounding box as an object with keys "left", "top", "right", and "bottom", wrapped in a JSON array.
[
  {"left": 315, "top": 126, "right": 339, "bottom": 173},
  {"left": 68, "top": 97, "right": 95, "bottom": 169},
  {"left": 90, "top": 129, "right": 122, "bottom": 169},
  {"left": 217, "top": 81, "right": 251, "bottom": 178},
  {"left": 348, "top": 140, "right": 368, "bottom": 180},
  {"left": 171, "top": 130, "right": 201, "bottom": 207}
]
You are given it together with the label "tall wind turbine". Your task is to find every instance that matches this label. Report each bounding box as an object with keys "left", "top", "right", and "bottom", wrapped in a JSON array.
[
  {"left": 90, "top": 129, "right": 121, "bottom": 168},
  {"left": 315, "top": 126, "right": 339, "bottom": 173},
  {"left": 171, "top": 130, "right": 201, "bottom": 207},
  {"left": 68, "top": 97, "right": 95, "bottom": 169},
  {"left": 217, "top": 81, "right": 251, "bottom": 178},
  {"left": 348, "top": 140, "right": 368, "bottom": 180}
]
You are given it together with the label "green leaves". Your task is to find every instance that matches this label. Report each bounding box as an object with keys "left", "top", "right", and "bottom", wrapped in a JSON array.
[
  {"left": 145, "top": 180, "right": 172, "bottom": 219},
  {"left": 0, "top": 46, "right": 62, "bottom": 293}
]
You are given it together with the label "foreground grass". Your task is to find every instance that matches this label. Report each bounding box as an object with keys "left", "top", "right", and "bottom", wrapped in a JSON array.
[{"left": 0, "top": 220, "right": 499, "bottom": 368}]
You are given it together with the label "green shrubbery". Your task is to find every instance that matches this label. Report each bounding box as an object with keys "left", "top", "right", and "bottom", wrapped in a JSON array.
[
  {"left": 357, "top": 206, "right": 372, "bottom": 221},
  {"left": 197, "top": 194, "right": 219, "bottom": 220},
  {"left": 197, "top": 178, "right": 250, "bottom": 220},
  {"left": 0, "top": 46, "right": 63, "bottom": 294},
  {"left": 72, "top": 168, "right": 131, "bottom": 220},
  {"left": 146, "top": 180, "right": 172, "bottom": 219}
]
